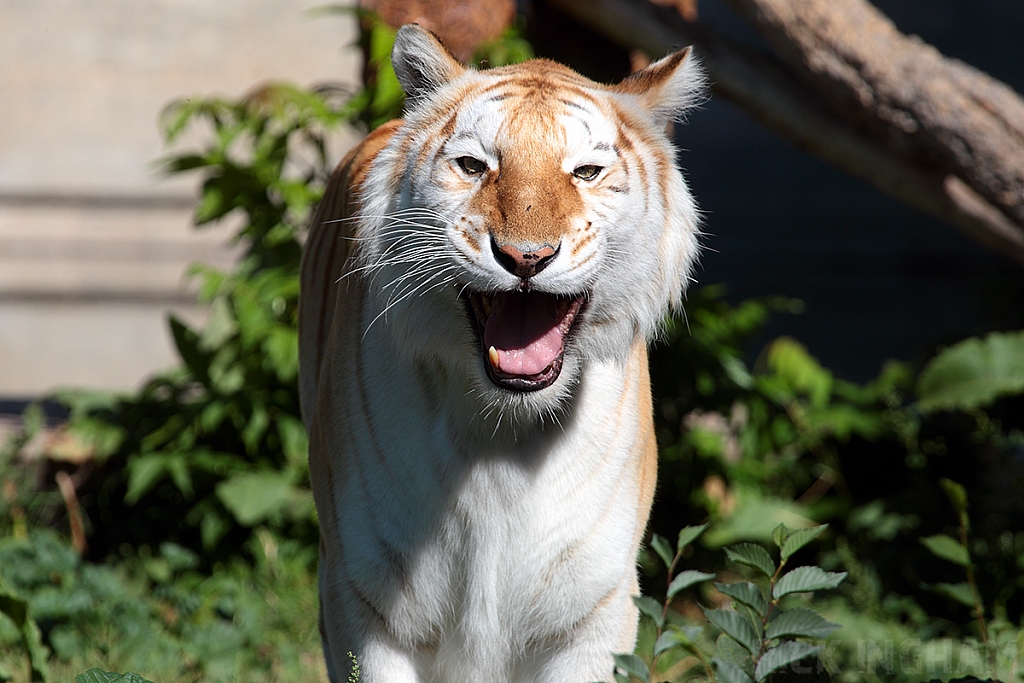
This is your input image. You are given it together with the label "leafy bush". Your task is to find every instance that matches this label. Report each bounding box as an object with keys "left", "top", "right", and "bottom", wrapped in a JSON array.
[
  {"left": 0, "top": 528, "right": 322, "bottom": 683},
  {"left": 18, "top": 83, "right": 355, "bottom": 563},
  {"left": 76, "top": 671, "right": 155, "bottom": 683},
  {"left": 613, "top": 523, "right": 845, "bottom": 683}
]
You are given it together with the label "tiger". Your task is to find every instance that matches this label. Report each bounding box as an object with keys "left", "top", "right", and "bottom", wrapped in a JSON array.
[{"left": 298, "top": 24, "right": 704, "bottom": 683}]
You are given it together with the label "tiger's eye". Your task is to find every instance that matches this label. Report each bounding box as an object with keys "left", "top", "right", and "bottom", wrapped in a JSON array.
[
  {"left": 456, "top": 156, "right": 488, "bottom": 176},
  {"left": 573, "top": 165, "right": 603, "bottom": 181}
]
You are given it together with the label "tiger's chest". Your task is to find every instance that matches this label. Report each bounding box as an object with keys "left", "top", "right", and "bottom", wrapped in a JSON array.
[{"left": 313, "top": 326, "right": 652, "bottom": 649}]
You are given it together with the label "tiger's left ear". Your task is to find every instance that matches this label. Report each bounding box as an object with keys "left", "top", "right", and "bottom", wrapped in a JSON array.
[
  {"left": 613, "top": 47, "right": 706, "bottom": 125},
  {"left": 391, "top": 24, "right": 466, "bottom": 102}
]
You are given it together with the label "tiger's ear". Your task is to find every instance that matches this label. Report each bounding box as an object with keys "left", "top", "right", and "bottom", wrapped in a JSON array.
[
  {"left": 613, "top": 47, "right": 706, "bottom": 125},
  {"left": 391, "top": 24, "right": 465, "bottom": 102}
]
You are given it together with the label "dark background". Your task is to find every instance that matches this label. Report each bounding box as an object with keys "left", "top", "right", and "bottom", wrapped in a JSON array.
[{"left": 531, "top": 0, "right": 1024, "bottom": 383}]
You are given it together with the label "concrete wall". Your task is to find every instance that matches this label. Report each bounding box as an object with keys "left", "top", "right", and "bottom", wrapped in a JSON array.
[{"left": 0, "top": 0, "right": 361, "bottom": 397}]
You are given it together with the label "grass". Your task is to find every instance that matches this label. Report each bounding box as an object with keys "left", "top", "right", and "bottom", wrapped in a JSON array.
[{"left": 0, "top": 528, "right": 329, "bottom": 683}]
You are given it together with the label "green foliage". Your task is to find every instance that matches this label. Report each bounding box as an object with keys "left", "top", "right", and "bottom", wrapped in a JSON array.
[
  {"left": 611, "top": 524, "right": 844, "bottom": 683},
  {"left": 351, "top": 12, "right": 406, "bottom": 130},
  {"left": 646, "top": 277, "right": 1024, "bottom": 680},
  {"left": 917, "top": 480, "right": 1004, "bottom": 681},
  {"left": 345, "top": 651, "right": 362, "bottom": 683},
  {"left": 0, "top": 579, "right": 48, "bottom": 682},
  {"left": 76, "top": 671, "right": 155, "bottom": 683},
  {"left": 470, "top": 24, "right": 535, "bottom": 68},
  {"left": 917, "top": 330, "right": 1024, "bottom": 412},
  {"left": 0, "top": 528, "right": 321, "bottom": 683},
  {"left": 313, "top": 7, "right": 534, "bottom": 130},
  {"left": 651, "top": 293, "right": 911, "bottom": 551},
  {"left": 32, "top": 82, "right": 354, "bottom": 561}
]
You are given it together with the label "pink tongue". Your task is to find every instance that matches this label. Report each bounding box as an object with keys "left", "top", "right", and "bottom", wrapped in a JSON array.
[{"left": 483, "top": 292, "right": 565, "bottom": 376}]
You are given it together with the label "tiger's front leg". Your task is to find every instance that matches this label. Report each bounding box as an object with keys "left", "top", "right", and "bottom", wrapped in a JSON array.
[
  {"left": 318, "top": 573, "right": 425, "bottom": 683},
  {"left": 517, "top": 576, "right": 642, "bottom": 683}
]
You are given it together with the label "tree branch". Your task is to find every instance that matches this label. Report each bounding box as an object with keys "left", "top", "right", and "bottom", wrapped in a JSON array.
[
  {"left": 725, "top": 0, "right": 1024, "bottom": 227},
  {"left": 546, "top": 0, "right": 1024, "bottom": 266}
]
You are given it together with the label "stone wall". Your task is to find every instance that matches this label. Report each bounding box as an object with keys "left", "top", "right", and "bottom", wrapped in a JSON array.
[{"left": 0, "top": 0, "right": 360, "bottom": 397}]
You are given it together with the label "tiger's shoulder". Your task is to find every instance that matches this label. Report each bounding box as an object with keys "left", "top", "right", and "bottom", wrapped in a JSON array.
[{"left": 298, "top": 119, "right": 403, "bottom": 427}]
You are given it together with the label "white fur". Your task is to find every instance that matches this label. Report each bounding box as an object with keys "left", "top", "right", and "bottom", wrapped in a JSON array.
[{"left": 304, "top": 25, "right": 703, "bottom": 683}]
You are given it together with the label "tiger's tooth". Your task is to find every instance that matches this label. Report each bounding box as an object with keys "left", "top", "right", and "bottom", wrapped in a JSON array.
[
  {"left": 481, "top": 295, "right": 492, "bottom": 316},
  {"left": 488, "top": 346, "right": 500, "bottom": 368}
]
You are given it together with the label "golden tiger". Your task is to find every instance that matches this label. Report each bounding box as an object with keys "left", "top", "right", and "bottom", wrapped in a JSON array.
[{"left": 299, "top": 24, "right": 703, "bottom": 683}]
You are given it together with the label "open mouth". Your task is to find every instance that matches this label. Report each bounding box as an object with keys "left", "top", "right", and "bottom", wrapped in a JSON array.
[{"left": 465, "top": 290, "right": 587, "bottom": 392}]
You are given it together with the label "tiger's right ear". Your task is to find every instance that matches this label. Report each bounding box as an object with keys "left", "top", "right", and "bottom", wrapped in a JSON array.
[
  {"left": 391, "top": 24, "right": 465, "bottom": 102},
  {"left": 612, "top": 47, "right": 706, "bottom": 125}
]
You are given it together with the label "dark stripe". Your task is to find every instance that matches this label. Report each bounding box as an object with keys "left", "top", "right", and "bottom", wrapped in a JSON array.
[{"left": 347, "top": 577, "right": 390, "bottom": 630}]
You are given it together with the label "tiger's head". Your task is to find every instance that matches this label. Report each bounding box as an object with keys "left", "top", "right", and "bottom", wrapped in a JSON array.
[{"left": 356, "top": 25, "right": 704, "bottom": 416}]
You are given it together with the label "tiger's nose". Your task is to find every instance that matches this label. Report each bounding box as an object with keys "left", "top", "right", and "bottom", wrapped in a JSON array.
[{"left": 491, "top": 238, "right": 559, "bottom": 279}]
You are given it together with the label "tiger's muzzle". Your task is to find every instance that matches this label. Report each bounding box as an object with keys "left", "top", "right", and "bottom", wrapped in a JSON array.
[{"left": 465, "top": 289, "right": 587, "bottom": 392}]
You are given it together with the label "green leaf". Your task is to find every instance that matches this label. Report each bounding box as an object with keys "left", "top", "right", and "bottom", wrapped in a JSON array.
[
  {"left": 650, "top": 534, "right": 674, "bottom": 570},
  {"left": 241, "top": 406, "right": 270, "bottom": 453},
  {"left": 471, "top": 26, "right": 535, "bottom": 68},
  {"left": 75, "top": 671, "right": 120, "bottom": 683},
  {"left": 712, "top": 658, "right": 755, "bottom": 683},
  {"left": 916, "top": 329, "right": 1024, "bottom": 412},
  {"left": 164, "top": 453, "right": 194, "bottom": 499},
  {"left": 754, "top": 641, "right": 821, "bottom": 682},
  {"left": 278, "top": 415, "right": 310, "bottom": 466},
  {"left": 919, "top": 534, "right": 970, "bottom": 567},
  {"left": 216, "top": 471, "right": 294, "bottom": 526},
  {"left": 764, "top": 337, "right": 833, "bottom": 407},
  {"left": 721, "top": 355, "right": 754, "bottom": 389},
  {"left": 715, "top": 582, "right": 769, "bottom": 617},
  {"left": 613, "top": 653, "right": 649, "bottom": 682},
  {"left": 772, "top": 523, "right": 792, "bottom": 548},
  {"left": 119, "top": 674, "right": 156, "bottom": 683},
  {"left": 124, "top": 454, "right": 169, "bottom": 505},
  {"left": 704, "top": 608, "right": 762, "bottom": 654},
  {"left": 677, "top": 523, "right": 710, "bottom": 553},
  {"left": 162, "top": 153, "right": 209, "bottom": 173},
  {"left": 725, "top": 543, "right": 776, "bottom": 578},
  {"left": 632, "top": 595, "right": 665, "bottom": 629},
  {"left": 159, "top": 542, "right": 200, "bottom": 573},
  {"left": 265, "top": 326, "right": 299, "bottom": 380},
  {"left": 194, "top": 179, "right": 236, "bottom": 224},
  {"left": 764, "top": 607, "right": 840, "bottom": 640},
  {"left": 0, "top": 583, "right": 49, "bottom": 682},
  {"left": 169, "top": 315, "right": 212, "bottom": 385},
  {"left": 653, "top": 627, "right": 698, "bottom": 657},
  {"left": 714, "top": 633, "right": 757, "bottom": 677},
  {"left": 75, "top": 671, "right": 156, "bottom": 683},
  {"left": 64, "top": 415, "right": 125, "bottom": 462},
  {"left": 703, "top": 487, "right": 815, "bottom": 547},
  {"left": 939, "top": 478, "right": 968, "bottom": 514},
  {"left": 199, "top": 401, "right": 228, "bottom": 433},
  {"left": 773, "top": 566, "right": 847, "bottom": 599},
  {"left": 667, "top": 570, "right": 715, "bottom": 598},
  {"left": 200, "top": 296, "right": 238, "bottom": 350},
  {"left": 200, "top": 509, "right": 231, "bottom": 550},
  {"left": 926, "top": 581, "right": 976, "bottom": 607},
  {"left": 780, "top": 524, "right": 828, "bottom": 560}
]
